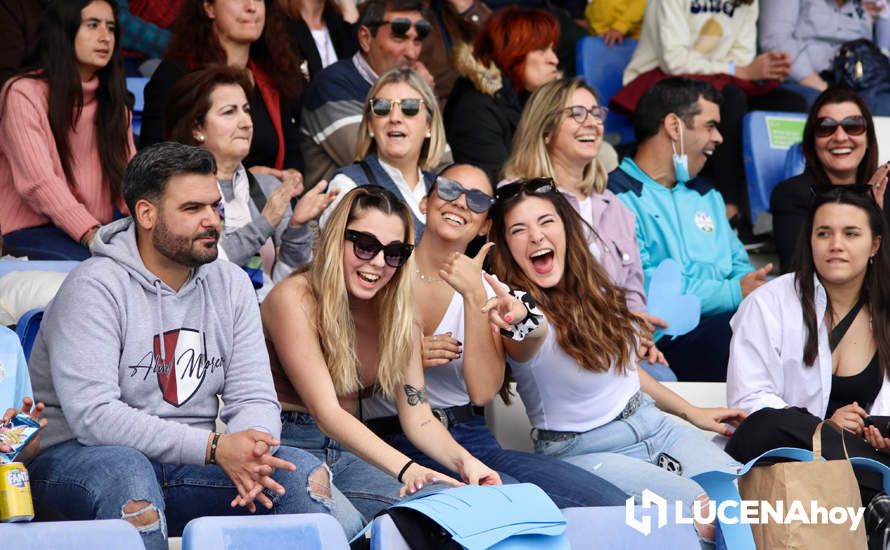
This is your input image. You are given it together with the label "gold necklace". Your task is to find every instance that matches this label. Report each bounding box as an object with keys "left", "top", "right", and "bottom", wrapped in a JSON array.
[{"left": 415, "top": 268, "right": 443, "bottom": 284}]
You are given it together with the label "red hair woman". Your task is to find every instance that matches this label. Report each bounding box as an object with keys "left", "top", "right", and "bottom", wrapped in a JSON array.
[{"left": 442, "top": 7, "right": 560, "bottom": 184}]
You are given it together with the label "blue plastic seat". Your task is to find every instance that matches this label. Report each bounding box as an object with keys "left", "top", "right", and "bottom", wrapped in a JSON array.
[
  {"left": 0, "top": 259, "right": 80, "bottom": 277},
  {"left": 371, "top": 505, "right": 699, "bottom": 549},
  {"left": 126, "top": 76, "right": 149, "bottom": 138},
  {"left": 575, "top": 36, "right": 639, "bottom": 144},
  {"left": 15, "top": 308, "right": 43, "bottom": 362},
  {"left": 182, "top": 513, "right": 348, "bottom": 550},
  {"left": 783, "top": 141, "right": 806, "bottom": 181},
  {"left": 742, "top": 111, "right": 807, "bottom": 227},
  {"left": 0, "top": 520, "right": 144, "bottom": 548}
]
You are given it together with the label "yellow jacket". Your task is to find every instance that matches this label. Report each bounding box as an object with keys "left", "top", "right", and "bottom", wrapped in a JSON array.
[{"left": 585, "top": 0, "right": 646, "bottom": 38}]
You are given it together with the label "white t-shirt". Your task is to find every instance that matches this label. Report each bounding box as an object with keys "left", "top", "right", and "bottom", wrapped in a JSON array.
[
  {"left": 320, "top": 158, "right": 427, "bottom": 230},
  {"left": 310, "top": 26, "right": 338, "bottom": 69},
  {"left": 361, "top": 274, "right": 499, "bottom": 418},
  {"left": 507, "top": 324, "right": 640, "bottom": 433}
]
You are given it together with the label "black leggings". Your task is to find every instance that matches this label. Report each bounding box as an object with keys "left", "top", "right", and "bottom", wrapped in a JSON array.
[{"left": 725, "top": 406, "right": 890, "bottom": 504}]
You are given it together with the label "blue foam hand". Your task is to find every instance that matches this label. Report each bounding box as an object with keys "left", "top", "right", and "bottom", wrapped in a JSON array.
[{"left": 646, "top": 258, "right": 701, "bottom": 338}]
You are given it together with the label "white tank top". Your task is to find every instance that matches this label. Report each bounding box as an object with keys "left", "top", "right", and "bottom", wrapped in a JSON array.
[
  {"left": 360, "top": 275, "right": 499, "bottom": 419},
  {"left": 507, "top": 325, "right": 640, "bottom": 432}
]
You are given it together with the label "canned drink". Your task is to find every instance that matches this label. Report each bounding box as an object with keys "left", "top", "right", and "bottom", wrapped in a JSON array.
[{"left": 0, "top": 462, "right": 34, "bottom": 522}]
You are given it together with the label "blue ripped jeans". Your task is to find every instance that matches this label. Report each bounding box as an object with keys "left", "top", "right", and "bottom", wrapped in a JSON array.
[
  {"left": 280, "top": 411, "right": 410, "bottom": 523},
  {"left": 533, "top": 395, "right": 739, "bottom": 510},
  {"left": 28, "top": 439, "right": 355, "bottom": 550}
]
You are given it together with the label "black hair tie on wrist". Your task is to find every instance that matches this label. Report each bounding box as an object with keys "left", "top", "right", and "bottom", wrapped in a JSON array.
[{"left": 397, "top": 459, "right": 415, "bottom": 482}]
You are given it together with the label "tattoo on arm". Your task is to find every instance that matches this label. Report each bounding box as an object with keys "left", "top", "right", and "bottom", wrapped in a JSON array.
[
  {"left": 420, "top": 419, "right": 432, "bottom": 427},
  {"left": 404, "top": 384, "right": 428, "bottom": 406}
]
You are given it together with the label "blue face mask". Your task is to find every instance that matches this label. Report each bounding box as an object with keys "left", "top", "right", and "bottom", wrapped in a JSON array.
[{"left": 671, "top": 123, "right": 691, "bottom": 184}]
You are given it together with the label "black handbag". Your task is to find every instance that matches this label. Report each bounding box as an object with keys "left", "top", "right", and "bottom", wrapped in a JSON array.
[{"left": 831, "top": 39, "right": 890, "bottom": 92}]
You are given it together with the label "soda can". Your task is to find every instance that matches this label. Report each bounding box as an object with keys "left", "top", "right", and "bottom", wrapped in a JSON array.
[{"left": 0, "top": 462, "right": 34, "bottom": 522}]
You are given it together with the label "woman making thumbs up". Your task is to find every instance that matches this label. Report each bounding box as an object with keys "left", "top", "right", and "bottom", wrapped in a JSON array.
[{"left": 362, "top": 163, "right": 629, "bottom": 508}]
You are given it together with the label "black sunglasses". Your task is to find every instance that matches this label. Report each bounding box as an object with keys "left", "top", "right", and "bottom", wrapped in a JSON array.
[
  {"left": 814, "top": 115, "right": 867, "bottom": 138},
  {"left": 344, "top": 229, "right": 414, "bottom": 268},
  {"left": 494, "top": 177, "right": 558, "bottom": 202},
  {"left": 369, "top": 98, "right": 426, "bottom": 117},
  {"left": 370, "top": 18, "right": 431, "bottom": 40},
  {"left": 560, "top": 105, "right": 609, "bottom": 125},
  {"left": 435, "top": 176, "right": 495, "bottom": 213}
]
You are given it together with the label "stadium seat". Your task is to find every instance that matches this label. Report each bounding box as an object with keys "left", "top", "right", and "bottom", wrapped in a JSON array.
[
  {"left": 370, "top": 506, "right": 699, "bottom": 549},
  {"left": 575, "top": 36, "right": 639, "bottom": 144},
  {"left": 783, "top": 142, "right": 806, "bottom": 181},
  {"left": 0, "top": 260, "right": 80, "bottom": 276},
  {"left": 14, "top": 307, "right": 43, "bottom": 362},
  {"left": 127, "top": 76, "right": 149, "bottom": 139},
  {"left": 181, "top": 514, "right": 348, "bottom": 550},
  {"left": 742, "top": 111, "right": 807, "bottom": 231},
  {"left": 0, "top": 520, "right": 144, "bottom": 549}
]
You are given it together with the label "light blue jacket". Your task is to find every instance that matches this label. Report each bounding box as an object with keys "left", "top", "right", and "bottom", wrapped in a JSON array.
[{"left": 608, "top": 158, "right": 754, "bottom": 317}]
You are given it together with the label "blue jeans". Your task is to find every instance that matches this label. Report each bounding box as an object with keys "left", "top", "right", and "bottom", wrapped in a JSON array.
[
  {"left": 3, "top": 224, "right": 90, "bottom": 260},
  {"left": 280, "top": 411, "right": 414, "bottom": 523},
  {"left": 384, "top": 414, "right": 628, "bottom": 508},
  {"left": 533, "top": 395, "right": 739, "bottom": 510},
  {"left": 28, "top": 439, "right": 352, "bottom": 550}
]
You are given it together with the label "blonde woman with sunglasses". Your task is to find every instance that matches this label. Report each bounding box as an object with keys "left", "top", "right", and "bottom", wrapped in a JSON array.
[
  {"left": 360, "top": 163, "right": 629, "bottom": 508},
  {"left": 319, "top": 67, "right": 446, "bottom": 242},
  {"left": 262, "top": 185, "right": 500, "bottom": 525}
]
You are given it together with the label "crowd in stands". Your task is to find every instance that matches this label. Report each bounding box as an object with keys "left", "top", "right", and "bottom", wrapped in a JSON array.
[{"left": 2, "top": 0, "right": 890, "bottom": 548}]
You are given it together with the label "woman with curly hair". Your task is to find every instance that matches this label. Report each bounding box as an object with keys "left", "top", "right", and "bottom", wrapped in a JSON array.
[
  {"left": 488, "top": 178, "right": 744, "bottom": 542},
  {"left": 142, "top": 0, "right": 305, "bottom": 179}
]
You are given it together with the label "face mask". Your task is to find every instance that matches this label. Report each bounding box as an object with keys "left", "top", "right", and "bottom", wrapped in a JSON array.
[{"left": 671, "top": 121, "right": 691, "bottom": 184}]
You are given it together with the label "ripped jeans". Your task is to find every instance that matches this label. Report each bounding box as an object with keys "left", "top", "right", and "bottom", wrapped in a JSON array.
[{"left": 28, "top": 439, "right": 357, "bottom": 550}]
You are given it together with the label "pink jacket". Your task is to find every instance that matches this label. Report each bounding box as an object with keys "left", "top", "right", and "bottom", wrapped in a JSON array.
[
  {"left": 0, "top": 77, "right": 134, "bottom": 241},
  {"left": 563, "top": 188, "right": 647, "bottom": 313}
]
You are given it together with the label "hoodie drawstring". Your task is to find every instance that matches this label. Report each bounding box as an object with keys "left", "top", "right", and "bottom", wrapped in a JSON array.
[{"left": 153, "top": 280, "right": 166, "bottom": 370}]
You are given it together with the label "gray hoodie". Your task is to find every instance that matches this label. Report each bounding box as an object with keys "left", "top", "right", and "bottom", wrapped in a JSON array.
[{"left": 29, "top": 217, "right": 282, "bottom": 465}]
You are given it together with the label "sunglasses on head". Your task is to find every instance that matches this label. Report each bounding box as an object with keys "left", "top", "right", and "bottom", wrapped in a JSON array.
[
  {"left": 494, "top": 177, "right": 558, "bottom": 202},
  {"left": 814, "top": 115, "right": 867, "bottom": 138},
  {"left": 435, "top": 176, "right": 495, "bottom": 213},
  {"left": 369, "top": 98, "right": 426, "bottom": 117},
  {"left": 345, "top": 229, "right": 414, "bottom": 268},
  {"left": 560, "top": 105, "right": 609, "bottom": 125},
  {"left": 371, "top": 18, "right": 431, "bottom": 40}
]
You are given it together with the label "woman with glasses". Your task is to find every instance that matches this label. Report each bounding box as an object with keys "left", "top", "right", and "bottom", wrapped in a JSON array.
[
  {"left": 319, "top": 67, "right": 444, "bottom": 243},
  {"left": 726, "top": 186, "right": 890, "bottom": 544},
  {"left": 504, "top": 77, "right": 669, "bottom": 376},
  {"left": 163, "top": 66, "right": 337, "bottom": 300},
  {"left": 771, "top": 87, "right": 890, "bottom": 273},
  {"left": 488, "top": 178, "right": 744, "bottom": 542},
  {"left": 360, "top": 163, "right": 629, "bottom": 508},
  {"left": 261, "top": 185, "right": 501, "bottom": 524}
]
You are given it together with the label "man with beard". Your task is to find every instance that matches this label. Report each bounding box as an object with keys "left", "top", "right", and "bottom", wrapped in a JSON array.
[{"left": 24, "top": 143, "right": 361, "bottom": 550}]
